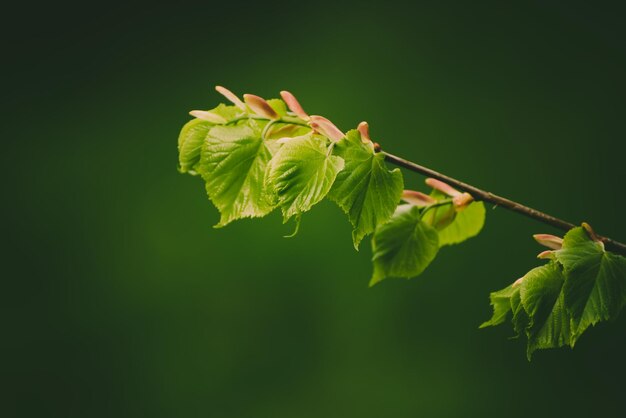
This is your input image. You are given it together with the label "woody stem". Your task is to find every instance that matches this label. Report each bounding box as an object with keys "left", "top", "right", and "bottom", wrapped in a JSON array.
[{"left": 381, "top": 150, "right": 626, "bottom": 256}]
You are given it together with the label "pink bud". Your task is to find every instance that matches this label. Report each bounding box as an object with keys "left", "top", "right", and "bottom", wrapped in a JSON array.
[
  {"left": 280, "top": 90, "right": 309, "bottom": 120},
  {"left": 215, "top": 86, "right": 246, "bottom": 110},
  {"left": 243, "top": 94, "right": 279, "bottom": 119},
  {"left": 189, "top": 110, "right": 227, "bottom": 124},
  {"left": 537, "top": 250, "right": 555, "bottom": 259},
  {"left": 425, "top": 178, "right": 461, "bottom": 197},
  {"left": 357, "top": 121, "right": 372, "bottom": 144},
  {"left": 452, "top": 192, "right": 474, "bottom": 210},
  {"left": 513, "top": 277, "right": 524, "bottom": 287},
  {"left": 533, "top": 234, "right": 563, "bottom": 250},
  {"left": 401, "top": 190, "right": 437, "bottom": 207},
  {"left": 309, "top": 115, "right": 345, "bottom": 142}
]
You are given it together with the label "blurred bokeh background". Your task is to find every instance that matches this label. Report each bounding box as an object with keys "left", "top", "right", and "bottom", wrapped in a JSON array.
[{"left": 3, "top": 1, "right": 626, "bottom": 416}]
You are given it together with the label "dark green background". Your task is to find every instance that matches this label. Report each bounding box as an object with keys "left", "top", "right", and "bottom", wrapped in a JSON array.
[{"left": 4, "top": 1, "right": 626, "bottom": 416}]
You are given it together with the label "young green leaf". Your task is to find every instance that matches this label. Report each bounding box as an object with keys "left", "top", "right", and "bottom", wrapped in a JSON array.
[
  {"left": 437, "top": 201, "right": 486, "bottom": 246},
  {"left": 510, "top": 287, "right": 530, "bottom": 337},
  {"left": 265, "top": 134, "right": 345, "bottom": 222},
  {"left": 178, "top": 104, "right": 243, "bottom": 174},
  {"left": 421, "top": 190, "right": 486, "bottom": 246},
  {"left": 555, "top": 227, "right": 626, "bottom": 344},
  {"left": 520, "top": 262, "right": 571, "bottom": 359},
  {"left": 481, "top": 279, "right": 530, "bottom": 337},
  {"left": 480, "top": 283, "right": 517, "bottom": 328},
  {"left": 178, "top": 118, "right": 212, "bottom": 174},
  {"left": 266, "top": 98, "right": 288, "bottom": 117},
  {"left": 197, "top": 121, "right": 274, "bottom": 227},
  {"left": 329, "top": 130, "right": 404, "bottom": 249},
  {"left": 481, "top": 261, "right": 573, "bottom": 358},
  {"left": 370, "top": 205, "right": 440, "bottom": 285}
]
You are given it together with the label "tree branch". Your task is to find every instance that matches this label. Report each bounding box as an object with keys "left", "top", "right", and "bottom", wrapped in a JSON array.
[{"left": 381, "top": 150, "right": 626, "bottom": 256}]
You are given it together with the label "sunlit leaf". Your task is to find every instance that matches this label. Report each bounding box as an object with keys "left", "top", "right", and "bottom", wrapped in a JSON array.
[
  {"left": 265, "top": 134, "right": 344, "bottom": 222},
  {"left": 198, "top": 121, "right": 274, "bottom": 227},
  {"left": 329, "top": 130, "right": 403, "bottom": 249}
]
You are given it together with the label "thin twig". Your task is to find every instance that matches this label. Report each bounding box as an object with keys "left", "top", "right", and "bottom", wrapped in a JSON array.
[{"left": 381, "top": 150, "right": 626, "bottom": 256}]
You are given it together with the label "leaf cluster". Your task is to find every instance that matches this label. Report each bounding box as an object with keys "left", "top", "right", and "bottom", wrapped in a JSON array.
[
  {"left": 178, "top": 88, "right": 626, "bottom": 359},
  {"left": 178, "top": 92, "right": 485, "bottom": 285},
  {"left": 481, "top": 227, "right": 626, "bottom": 359}
]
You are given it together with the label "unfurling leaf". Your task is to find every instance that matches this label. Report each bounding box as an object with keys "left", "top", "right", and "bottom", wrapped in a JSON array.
[
  {"left": 265, "top": 134, "right": 344, "bottom": 223},
  {"left": 370, "top": 205, "right": 439, "bottom": 286},
  {"left": 420, "top": 193, "right": 457, "bottom": 230},
  {"left": 480, "top": 283, "right": 518, "bottom": 328},
  {"left": 197, "top": 121, "right": 274, "bottom": 227},
  {"left": 329, "top": 130, "right": 403, "bottom": 249}
]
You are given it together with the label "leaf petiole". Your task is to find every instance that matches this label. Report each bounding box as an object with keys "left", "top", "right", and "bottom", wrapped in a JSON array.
[{"left": 419, "top": 198, "right": 454, "bottom": 219}]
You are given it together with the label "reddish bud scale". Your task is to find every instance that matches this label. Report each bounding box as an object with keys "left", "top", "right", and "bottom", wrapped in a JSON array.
[
  {"left": 215, "top": 85, "right": 246, "bottom": 110},
  {"left": 537, "top": 250, "right": 555, "bottom": 259},
  {"left": 453, "top": 192, "right": 474, "bottom": 211},
  {"left": 280, "top": 90, "right": 309, "bottom": 120},
  {"left": 533, "top": 234, "right": 563, "bottom": 250},
  {"left": 425, "top": 178, "right": 461, "bottom": 197},
  {"left": 357, "top": 121, "right": 372, "bottom": 144},
  {"left": 189, "top": 110, "right": 227, "bottom": 124},
  {"left": 309, "top": 115, "right": 345, "bottom": 142},
  {"left": 401, "top": 190, "right": 437, "bottom": 207},
  {"left": 243, "top": 94, "right": 279, "bottom": 119}
]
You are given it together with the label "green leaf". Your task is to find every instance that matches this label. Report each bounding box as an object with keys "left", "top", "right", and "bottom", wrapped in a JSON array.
[
  {"left": 481, "top": 262, "right": 572, "bottom": 358},
  {"left": 437, "top": 201, "right": 486, "bottom": 246},
  {"left": 480, "top": 284, "right": 517, "bottom": 328},
  {"left": 421, "top": 190, "right": 486, "bottom": 246},
  {"left": 266, "top": 98, "right": 287, "bottom": 117},
  {"left": 197, "top": 121, "right": 274, "bottom": 227},
  {"left": 178, "top": 118, "right": 212, "bottom": 174},
  {"left": 520, "top": 262, "right": 571, "bottom": 359},
  {"left": 265, "top": 134, "right": 345, "bottom": 222},
  {"left": 555, "top": 227, "right": 626, "bottom": 344},
  {"left": 178, "top": 104, "right": 243, "bottom": 174},
  {"left": 329, "top": 130, "right": 404, "bottom": 249},
  {"left": 370, "top": 205, "right": 440, "bottom": 285},
  {"left": 510, "top": 287, "right": 530, "bottom": 337},
  {"left": 480, "top": 280, "right": 529, "bottom": 337}
]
